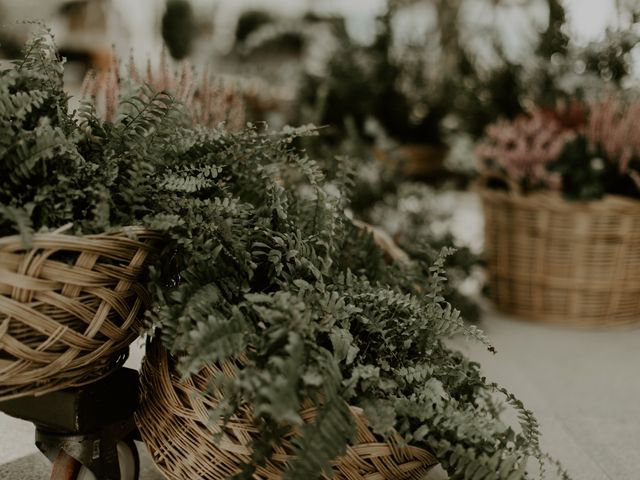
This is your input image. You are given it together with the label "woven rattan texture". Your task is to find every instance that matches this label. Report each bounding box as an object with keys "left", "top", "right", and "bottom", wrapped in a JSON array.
[
  {"left": 0, "top": 227, "right": 160, "bottom": 400},
  {"left": 481, "top": 188, "right": 640, "bottom": 325},
  {"left": 136, "top": 341, "right": 438, "bottom": 480}
]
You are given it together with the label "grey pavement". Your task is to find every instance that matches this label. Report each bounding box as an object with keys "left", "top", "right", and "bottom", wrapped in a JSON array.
[{"left": 451, "top": 313, "right": 640, "bottom": 480}]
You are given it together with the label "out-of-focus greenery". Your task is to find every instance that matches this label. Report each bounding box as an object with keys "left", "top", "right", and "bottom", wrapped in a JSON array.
[
  {"left": 161, "top": 0, "right": 196, "bottom": 60},
  {"left": 458, "top": 0, "right": 640, "bottom": 139},
  {"left": 298, "top": 9, "right": 449, "bottom": 146},
  {"left": 297, "top": 0, "right": 639, "bottom": 146},
  {"left": 235, "top": 9, "right": 274, "bottom": 43}
]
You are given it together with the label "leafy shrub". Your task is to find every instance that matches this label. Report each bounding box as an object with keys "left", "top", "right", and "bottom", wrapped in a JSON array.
[
  {"left": 0, "top": 32, "right": 98, "bottom": 240},
  {"left": 365, "top": 182, "right": 483, "bottom": 323},
  {"left": 457, "top": 0, "right": 639, "bottom": 140},
  {"left": 235, "top": 10, "right": 274, "bottom": 44},
  {"left": 552, "top": 98, "right": 640, "bottom": 200}
]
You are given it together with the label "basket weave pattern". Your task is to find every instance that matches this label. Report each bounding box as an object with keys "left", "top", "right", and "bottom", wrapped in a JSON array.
[
  {"left": 136, "top": 341, "right": 438, "bottom": 480},
  {"left": 481, "top": 187, "right": 640, "bottom": 325},
  {"left": 0, "top": 227, "right": 159, "bottom": 400}
]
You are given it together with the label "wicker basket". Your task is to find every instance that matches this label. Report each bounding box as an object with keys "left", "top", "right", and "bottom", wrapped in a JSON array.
[
  {"left": 373, "top": 144, "right": 448, "bottom": 177},
  {"left": 480, "top": 179, "right": 640, "bottom": 325},
  {"left": 136, "top": 340, "right": 438, "bottom": 480},
  {"left": 0, "top": 226, "right": 160, "bottom": 400}
]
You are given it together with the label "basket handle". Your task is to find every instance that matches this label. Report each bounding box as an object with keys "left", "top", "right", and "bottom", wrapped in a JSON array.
[{"left": 476, "top": 171, "right": 522, "bottom": 195}]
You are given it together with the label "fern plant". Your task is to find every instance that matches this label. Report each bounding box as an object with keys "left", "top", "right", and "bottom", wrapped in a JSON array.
[
  {"left": 1, "top": 31, "right": 569, "bottom": 480},
  {"left": 0, "top": 31, "right": 98, "bottom": 241}
]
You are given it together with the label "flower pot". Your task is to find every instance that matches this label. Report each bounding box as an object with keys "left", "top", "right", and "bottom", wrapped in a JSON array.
[
  {"left": 0, "top": 227, "right": 160, "bottom": 400},
  {"left": 479, "top": 179, "right": 640, "bottom": 326},
  {"left": 135, "top": 340, "right": 438, "bottom": 480},
  {"left": 373, "top": 144, "right": 448, "bottom": 177}
]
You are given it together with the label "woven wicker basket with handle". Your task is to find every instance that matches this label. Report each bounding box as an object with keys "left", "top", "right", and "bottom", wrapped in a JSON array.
[
  {"left": 479, "top": 175, "right": 640, "bottom": 326},
  {"left": 0, "top": 226, "right": 160, "bottom": 400},
  {"left": 136, "top": 339, "right": 438, "bottom": 480}
]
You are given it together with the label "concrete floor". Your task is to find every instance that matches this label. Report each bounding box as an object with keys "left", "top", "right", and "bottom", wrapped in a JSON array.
[{"left": 453, "top": 312, "right": 640, "bottom": 480}]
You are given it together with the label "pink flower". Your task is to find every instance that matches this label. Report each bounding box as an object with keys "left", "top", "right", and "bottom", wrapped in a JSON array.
[
  {"left": 81, "top": 51, "right": 246, "bottom": 131},
  {"left": 583, "top": 98, "right": 640, "bottom": 173},
  {"left": 476, "top": 109, "right": 572, "bottom": 190}
]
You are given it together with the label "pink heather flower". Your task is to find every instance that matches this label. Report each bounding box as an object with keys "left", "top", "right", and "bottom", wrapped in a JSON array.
[
  {"left": 583, "top": 98, "right": 640, "bottom": 173},
  {"left": 81, "top": 51, "right": 246, "bottom": 131},
  {"left": 476, "top": 109, "right": 572, "bottom": 190}
]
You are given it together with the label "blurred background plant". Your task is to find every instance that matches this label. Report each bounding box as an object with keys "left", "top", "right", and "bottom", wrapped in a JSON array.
[
  {"left": 551, "top": 97, "right": 640, "bottom": 200},
  {"left": 81, "top": 51, "right": 247, "bottom": 129},
  {"left": 0, "top": 0, "right": 638, "bottom": 325},
  {"left": 477, "top": 96, "right": 640, "bottom": 201}
]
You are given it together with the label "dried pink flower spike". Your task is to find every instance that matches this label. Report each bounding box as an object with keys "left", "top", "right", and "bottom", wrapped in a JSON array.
[
  {"left": 81, "top": 50, "right": 246, "bottom": 131},
  {"left": 583, "top": 98, "right": 640, "bottom": 173},
  {"left": 476, "top": 109, "right": 572, "bottom": 190}
]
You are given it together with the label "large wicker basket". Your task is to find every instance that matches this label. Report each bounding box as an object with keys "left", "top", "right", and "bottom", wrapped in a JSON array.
[
  {"left": 480, "top": 182, "right": 640, "bottom": 325},
  {"left": 136, "top": 340, "right": 438, "bottom": 480},
  {"left": 0, "top": 226, "right": 160, "bottom": 400}
]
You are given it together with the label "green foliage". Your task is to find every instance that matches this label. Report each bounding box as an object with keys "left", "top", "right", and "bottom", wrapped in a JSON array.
[
  {"left": 456, "top": 0, "right": 639, "bottom": 139},
  {"left": 1, "top": 32, "right": 569, "bottom": 480},
  {"left": 298, "top": 9, "right": 447, "bottom": 145},
  {"left": 578, "top": 30, "right": 640, "bottom": 85},
  {"left": 239, "top": 23, "right": 305, "bottom": 58},
  {"left": 142, "top": 127, "right": 557, "bottom": 478},
  {"left": 362, "top": 181, "right": 482, "bottom": 323},
  {"left": 536, "top": 0, "right": 569, "bottom": 59},
  {"left": 161, "top": 0, "right": 196, "bottom": 60},
  {"left": 550, "top": 133, "right": 640, "bottom": 201},
  {"left": 0, "top": 30, "right": 88, "bottom": 238},
  {"left": 456, "top": 57, "right": 525, "bottom": 140},
  {"left": 313, "top": 147, "right": 482, "bottom": 322}
]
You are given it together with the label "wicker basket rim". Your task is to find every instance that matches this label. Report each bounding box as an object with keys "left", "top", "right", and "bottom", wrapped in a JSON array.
[
  {"left": 0, "top": 226, "right": 162, "bottom": 246},
  {"left": 477, "top": 185, "right": 640, "bottom": 213},
  {"left": 0, "top": 226, "right": 160, "bottom": 400}
]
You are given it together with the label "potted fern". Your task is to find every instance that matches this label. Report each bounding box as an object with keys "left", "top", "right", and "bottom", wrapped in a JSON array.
[
  {"left": 131, "top": 113, "right": 568, "bottom": 477},
  {"left": 0, "top": 32, "right": 161, "bottom": 401},
  {"left": 73, "top": 55, "right": 573, "bottom": 480},
  {"left": 3, "top": 30, "right": 569, "bottom": 480},
  {"left": 477, "top": 98, "right": 640, "bottom": 325}
]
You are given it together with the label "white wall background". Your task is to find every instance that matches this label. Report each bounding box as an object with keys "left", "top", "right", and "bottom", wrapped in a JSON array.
[
  {"left": 0, "top": 0, "right": 635, "bottom": 70},
  {"left": 106, "top": 0, "right": 632, "bottom": 62}
]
